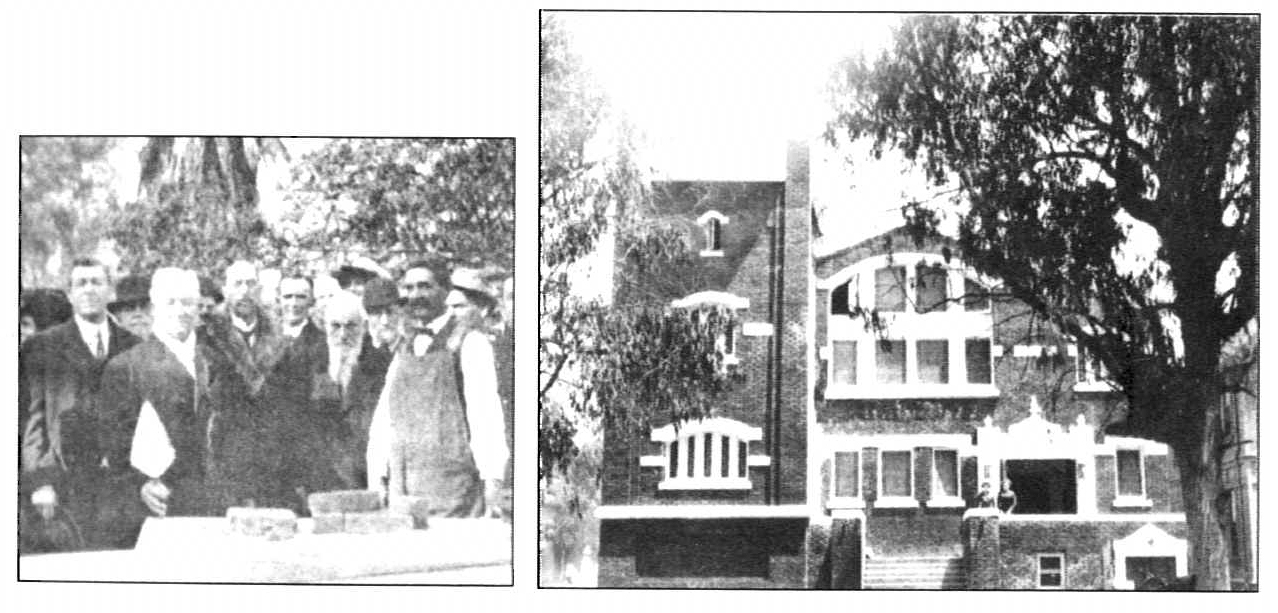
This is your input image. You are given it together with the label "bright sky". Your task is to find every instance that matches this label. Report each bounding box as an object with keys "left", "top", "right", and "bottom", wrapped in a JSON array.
[{"left": 560, "top": 12, "right": 919, "bottom": 251}]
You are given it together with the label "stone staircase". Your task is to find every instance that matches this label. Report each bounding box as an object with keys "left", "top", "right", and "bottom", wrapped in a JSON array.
[{"left": 862, "top": 555, "right": 966, "bottom": 590}]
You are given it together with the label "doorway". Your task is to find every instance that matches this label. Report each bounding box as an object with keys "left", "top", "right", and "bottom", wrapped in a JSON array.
[{"left": 1004, "top": 459, "right": 1077, "bottom": 514}]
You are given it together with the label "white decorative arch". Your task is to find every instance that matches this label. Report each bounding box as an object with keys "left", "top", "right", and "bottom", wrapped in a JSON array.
[
  {"left": 696, "top": 210, "right": 729, "bottom": 226},
  {"left": 1111, "top": 524, "right": 1188, "bottom": 589},
  {"left": 670, "top": 290, "right": 750, "bottom": 310},
  {"left": 639, "top": 417, "right": 771, "bottom": 490}
]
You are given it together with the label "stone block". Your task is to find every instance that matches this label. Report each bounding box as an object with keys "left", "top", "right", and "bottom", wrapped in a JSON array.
[
  {"left": 227, "top": 507, "right": 298, "bottom": 541},
  {"left": 311, "top": 513, "right": 344, "bottom": 534},
  {"left": 343, "top": 511, "right": 413, "bottom": 534},
  {"left": 388, "top": 495, "right": 431, "bottom": 529},
  {"left": 307, "top": 489, "right": 383, "bottom": 515}
]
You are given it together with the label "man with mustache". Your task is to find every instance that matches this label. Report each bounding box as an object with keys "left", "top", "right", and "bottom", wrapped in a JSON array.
[{"left": 365, "top": 259, "right": 508, "bottom": 518}]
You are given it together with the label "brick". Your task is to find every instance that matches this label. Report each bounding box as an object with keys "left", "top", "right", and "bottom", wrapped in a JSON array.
[
  {"left": 227, "top": 507, "right": 298, "bottom": 541},
  {"left": 343, "top": 511, "right": 413, "bottom": 534},
  {"left": 307, "top": 489, "right": 383, "bottom": 515},
  {"left": 388, "top": 495, "right": 431, "bottom": 529},
  {"left": 311, "top": 513, "right": 344, "bottom": 534}
]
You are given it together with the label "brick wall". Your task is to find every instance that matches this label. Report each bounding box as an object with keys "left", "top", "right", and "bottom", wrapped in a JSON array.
[
  {"left": 995, "top": 520, "right": 1187, "bottom": 590},
  {"left": 1094, "top": 452, "right": 1183, "bottom": 514},
  {"left": 598, "top": 518, "right": 809, "bottom": 588}
]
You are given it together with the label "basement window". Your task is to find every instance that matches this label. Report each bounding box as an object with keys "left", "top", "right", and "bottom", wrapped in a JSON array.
[{"left": 1037, "top": 553, "right": 1065, "bottom": 589}]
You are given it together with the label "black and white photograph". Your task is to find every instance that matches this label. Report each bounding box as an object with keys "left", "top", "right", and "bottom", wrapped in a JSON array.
[
  {"left": 539, "top": 11, "right": 1258, "bottom": 591},
  {"left": 18, "top": 137, "right": 514, "bottom": 583}
]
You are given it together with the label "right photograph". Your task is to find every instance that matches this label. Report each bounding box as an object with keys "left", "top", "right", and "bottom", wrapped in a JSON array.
[{"left": 538, "top": 11, "right": 1258, "bottom": 591}]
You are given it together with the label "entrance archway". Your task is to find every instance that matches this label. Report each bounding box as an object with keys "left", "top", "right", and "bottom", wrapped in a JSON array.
[{"left": 1004, "top": 459, "right": 1077, "bottom": 514}]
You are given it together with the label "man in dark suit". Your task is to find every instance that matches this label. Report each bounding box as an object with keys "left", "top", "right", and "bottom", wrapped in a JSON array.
[
  {"left": 272, "top": 273, "right": 332, "bottom": 511},
  {"left": 20, "top": 257, "right": 141, "bottom": 552},
  {"left": 98, "top": 268, "right": 222, "bottom": 536}
]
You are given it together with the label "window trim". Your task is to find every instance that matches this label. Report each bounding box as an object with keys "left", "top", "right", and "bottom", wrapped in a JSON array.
[
  {"left": 1071, "top": 344, "right": 1113, "bottom": 392},
  {"left": 821, "top": 253, "right": 998, "bottom": 400},
  {"left": 696, "top": 210, "right": 728, "bottom": 257},
  {"left": 829, "top": 450, "right": 865, "bottom": 509},
  {"left": 877, "top": 449, "right": 917, "bottom": 508},
  {"left": 1113, "top": 447, "right": 1153, "bottom": 508},
  {"left": 930, "top": 448, "right": 964, "bottom": 507},
  {"left": 1037, "top": 553, "right": 1066, "bottom": 589},
  {"left": 641, "top": 418, "right": 770, "bottom": 491}
]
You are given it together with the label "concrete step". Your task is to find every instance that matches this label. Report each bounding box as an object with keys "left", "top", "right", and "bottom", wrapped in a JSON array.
[{"left": 863, "top": 556, "right": 965, "bottom": 590}]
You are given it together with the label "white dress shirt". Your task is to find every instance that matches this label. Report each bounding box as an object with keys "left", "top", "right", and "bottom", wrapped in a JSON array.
[
  {"left": 154, "top": 329, "right": 197, "bottom": 380},
  {"left": 73, "top": 314, "right": 110, "bottom": 358},
  {"left": 366, "top": 317, "right": 509, "bottom": 486}
]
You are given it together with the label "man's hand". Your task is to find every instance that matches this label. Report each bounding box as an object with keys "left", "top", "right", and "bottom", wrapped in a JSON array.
[
  {"left": 31, "top": 485, "right": 58, "bottom": 520},
  {"left": 140, "top": 479, "right": 170, "bottom": 517},
  {"left": 484, "top": 479, "right": 506, "bottom": 519}
]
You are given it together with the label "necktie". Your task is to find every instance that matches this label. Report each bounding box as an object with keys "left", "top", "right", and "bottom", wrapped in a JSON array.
[{"left": 95, "top": 331, "right": 105, "bottom": 359}]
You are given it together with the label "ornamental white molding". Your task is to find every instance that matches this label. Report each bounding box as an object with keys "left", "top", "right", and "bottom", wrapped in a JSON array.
[
  {"left": 1111, "top": 523, "right": 1188, "bottom": 590},
  {"left": 696, "top": 210, "right": 730, "bottom": 226},
  {"left": 670, "top": 290, "right": 750, "bottom": 310}
]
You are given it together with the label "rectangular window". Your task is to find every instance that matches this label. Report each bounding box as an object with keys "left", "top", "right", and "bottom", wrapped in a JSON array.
[
  {"left": 1076, "top": 346, "right": 1107, "bottom": 383},
  {"left": 830, "top": 275, "right": 859, "bottom": 315},
  {"left": 1038, "top": 554, "right": 1065, "bottom": 588},
  {"left": 1116, "top": 449, "right": 1145, "bottom": 497},
  {"left": 964, "top": 278, "right": 990, "bottom": 311},
  {"left": 876, "top": 340, "right": 907, "bottom": 384},
  {"left": 917, "top": 340, "right": 949, "bottom": 383},
  {"left": 966, "top": 338, "right": 992, "bottom": 384},
  {"left": 669, "top": 440, "right": 680, "bottom": 478},
  {"left": 875, "top": 266, "right": 906, "bottom": 312},
  {"left": 915, "top": 266, "right": 948, "bottom": 313},
  {"left": 832, "top": 341, "right": 857, "bottom": 385},
  {"left": 723, "top": 324, "right": 735, "bottom": 355},
  {"left": 881, "top": 451, "right": 913, "bottom": 497},
  {"left": 834, "top": 452, "right": 860, "bottom": 498},
  {"left": 703, "top": 433, "right": 714, "bottom": 477},
  {"left": 706, "top": 218, "right": 722, "bottom": 251},
  {"left": 720, "top": 435, "right": 731, "bottom": 478},
  {"left": 686, "top": 436, "right": 696, "bottom": 478},
  {"left": 738, "top": 441, "right": 747, "bottom": 478},
  {"left": 932, "top": 449, "right": 959, "bottom": 498}
]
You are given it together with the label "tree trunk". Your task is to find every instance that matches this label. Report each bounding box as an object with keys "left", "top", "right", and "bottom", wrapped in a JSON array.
[{"left": 1171, "top": 396, "right": 1232, "bottom": 590}]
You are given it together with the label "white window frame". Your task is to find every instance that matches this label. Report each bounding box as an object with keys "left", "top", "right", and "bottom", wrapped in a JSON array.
[
  {"left": 821, "top": 254, "right": 998, "bottom": 400},
  {"left": 930, "top": 448, "right": 964, "bottom": 508},
  {"left": 1037, "top": 553, "right": 1066, "bottom": 589},
  {"left": 1113, "top": 447, "right": 1153, "bottom": 508},
  {"left": 640, "top": 418, "right": 770, "bottom": 491},
  {"left": 696, "top": 210, "right": 728, "bottom": 257},
  {"left": 828, "top": 450, "right": 864, "bottom": 509},
  {"left": 1070, "top": 344, "right": 1112, "bottom": 392},
  {"left": 877, "top": 449, "right": 917, "bottom": 508},
  {"left": 718, "top": 320, "right": 739, "bottom": 368}
]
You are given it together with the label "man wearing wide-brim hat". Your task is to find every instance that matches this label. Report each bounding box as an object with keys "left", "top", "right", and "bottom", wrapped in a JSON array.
[
  {"left": 107, "top": 274, "right": 152, "bottom": 339},
  {"left": 331, "top": 256, "right": 390, "bottom": 298}
]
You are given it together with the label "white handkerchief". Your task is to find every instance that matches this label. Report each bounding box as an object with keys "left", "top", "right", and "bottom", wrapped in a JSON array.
[{"left": 130, "top": 400, "right": 175, "bottom": 479}]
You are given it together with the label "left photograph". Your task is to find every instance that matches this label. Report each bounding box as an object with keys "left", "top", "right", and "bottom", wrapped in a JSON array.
[{"left": 18, "top": 137, "right": 514, "bottom": 584}]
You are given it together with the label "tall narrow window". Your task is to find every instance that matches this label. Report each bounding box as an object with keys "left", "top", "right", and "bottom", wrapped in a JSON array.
[
  {"left": 1116, "top": 449, "right": 1145, "bottom": 497},
  {"left": 881, "top": 451, "right": 913, "bottom": 497},
  {"left": 876, "top": 340, "right": 907, "bottom": 384},
  {"left": 720, "top": 436, "right": 731, "bottom": 478},
  {"left": 834, "top": 452, "right": 860, "bottom": 497},
  {"left": 686, "top": 436, "right": 696, "bottom": 478},
  {"left": 669, "top": 440, "right": 679, "bottom": 479},
  {"left": 706, "top": 218, "right": 722, "bottom": 251},
  {"left": 932, "top": 449, "right": 959, "bottom": 498},
  {"left": 832, "top": 340, "right": 857, "bottom": 385},
  {"left": 738, "top": 441, "right": 747, "bottom": 478},
  {"left": 875, "top": 266, "right": 906, "bottom": 312},
  {"left": 915, "top": 265, "right": 948, "bottom": 313},
  {"left": 966, "top": 338, "right": 992, "bottom": 384},
  {"left": 917, "top": 340, "right": 949, "bottom": 383},
  {"left": 703, "top": 433, "right": 714, "bottom": 477},
  {"left": 963, "top": 278, "right": 990, "bottom": 311}
]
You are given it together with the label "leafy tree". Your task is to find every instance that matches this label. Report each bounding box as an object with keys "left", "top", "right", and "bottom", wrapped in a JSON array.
[
  {"left": 106, "top": 137, "right": 286, "bottom": 274},
  {"left": 829, "top": 14, "right": 1257, "bottom": 589},
  {"left": 280, "top": 138, "right": 514, "bottom": 272},
  {"left": 19, "top": 137, "right": 119, "bottom": 286},
  {"left": 539, "top": 15, "right": 730, "bottom": 583}
]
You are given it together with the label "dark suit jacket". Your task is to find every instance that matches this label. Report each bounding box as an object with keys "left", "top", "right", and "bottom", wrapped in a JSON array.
[
  {"left": 311, "top": 334, "right": 394, "bottom": 490},
  {"left": 20, "top": 319, "right": 140, "bottom": 492},
  {"left": 98, "top": 335, "right": 222, "bottom": 518}
]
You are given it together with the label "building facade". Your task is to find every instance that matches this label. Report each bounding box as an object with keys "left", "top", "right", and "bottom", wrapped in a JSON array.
[{"left": 596, "top": 143, "right": 1191, "bottom": 589}]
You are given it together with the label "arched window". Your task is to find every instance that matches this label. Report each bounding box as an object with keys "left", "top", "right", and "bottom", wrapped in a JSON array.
[
  {"left": 696, "top": 211, "right": 728, "bottom": 257},
  {"left": 639, "top": 418, "right": 771, "bottom": 490}
]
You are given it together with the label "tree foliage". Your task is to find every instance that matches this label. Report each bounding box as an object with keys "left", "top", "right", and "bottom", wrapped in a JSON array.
[
  {"left": 20, "top": 137, "right": 119, "bottom": 286},
  {"left": 539, "top": 16, "right": 729, "bottom": 480},
  {"left": 106, "top": 137, "right": 286, "bottom": 274},
  {"left": 281, "top": 138, "right": 514, "bottom": 271},
  {"left": 829, "top": 14, "right": 1257, "bottom": 589}
]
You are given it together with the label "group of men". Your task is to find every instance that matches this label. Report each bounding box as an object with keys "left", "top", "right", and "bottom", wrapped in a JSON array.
[{"left": 19, "top": 256, "right": 511, "bottom": 553}]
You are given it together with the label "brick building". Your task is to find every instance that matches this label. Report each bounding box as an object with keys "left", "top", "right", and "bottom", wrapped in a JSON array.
[{"left": 596, "top": 143, "right": 1190, "bottom": 589}]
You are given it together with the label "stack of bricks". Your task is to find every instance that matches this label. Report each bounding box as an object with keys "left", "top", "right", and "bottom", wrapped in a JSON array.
[
  {"left": 227, "top": 507, "right": 299, "bottom": 541},
  {"left": 307, "top": 490, "right": 430, "bottom": 534}
]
